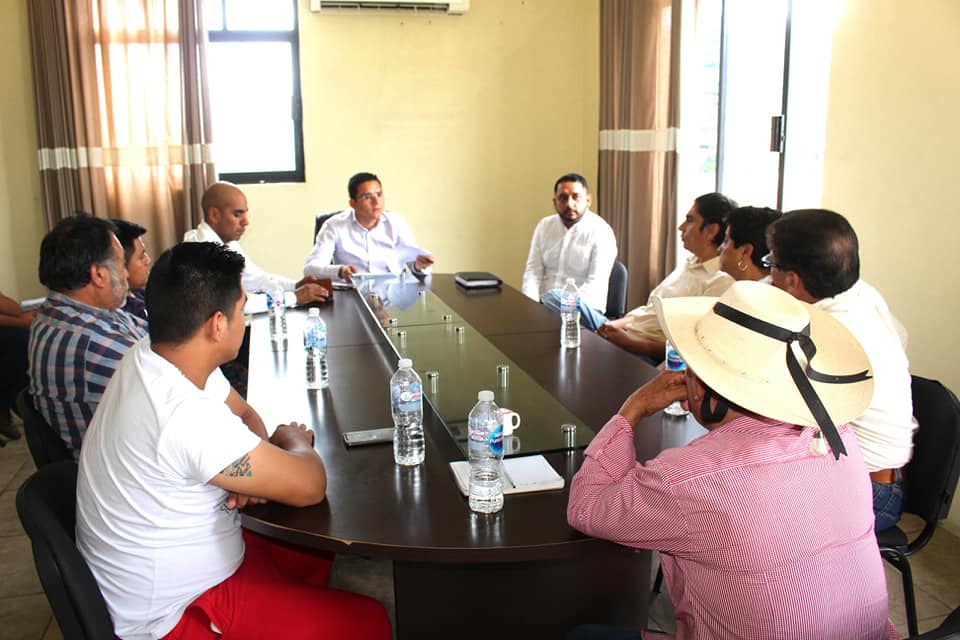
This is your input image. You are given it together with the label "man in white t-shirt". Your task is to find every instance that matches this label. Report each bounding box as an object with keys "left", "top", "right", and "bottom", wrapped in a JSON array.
[
  {"left": 766, "top": 208, "right": 917, "bottom": 532},
  {"left": 76, "top": 241, "right": 390, "bottom": 640},
  {"left": 522, "top": 173, "right": 619, "bottom": 331},
  {"left": 597, "top": 193, "right": 737, "bottom": 363},
  {"left": 185, "top": 181, "right": 330, "bottom": 305}
]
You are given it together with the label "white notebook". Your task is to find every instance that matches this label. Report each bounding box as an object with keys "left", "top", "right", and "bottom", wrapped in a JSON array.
[{"left": 449, "top": 455, "right": 565, "bottom": 496}]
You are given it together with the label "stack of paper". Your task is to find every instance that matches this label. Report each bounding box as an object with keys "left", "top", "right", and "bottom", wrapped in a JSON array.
[{"left": 449, "top": 455, "right": 564, "bottom": 496}]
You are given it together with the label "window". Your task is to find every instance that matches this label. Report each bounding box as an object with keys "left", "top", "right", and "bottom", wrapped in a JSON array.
[
  {"left": 204, "top": 0, "right": 305, "bottom": 183},
  {"left": 678, "top": 0, "right": 836, "bottom": 213}
]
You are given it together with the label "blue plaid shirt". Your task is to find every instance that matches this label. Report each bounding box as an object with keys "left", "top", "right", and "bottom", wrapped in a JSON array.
[{"left": 28, "top": 291, "right": 148, "bottom": 457}]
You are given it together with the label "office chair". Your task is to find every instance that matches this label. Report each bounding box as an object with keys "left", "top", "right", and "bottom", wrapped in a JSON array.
[
  {"left": 605, "top": 260, "right": 628, "bottom": 319},
  {"left": 909, "top": 605, "right": 960, "bottom": 639},
  {"left": 16, "top": 460, "right": 115, "bottom": 639},
  {"left": 15, "top": 389, "right": 72, "bottom": 468},
  {"left": 312, "top": 211, "right": 341, "bottom": 244},
  {"left": 878, "top": 375, "right": 960, "bottom": 637}
]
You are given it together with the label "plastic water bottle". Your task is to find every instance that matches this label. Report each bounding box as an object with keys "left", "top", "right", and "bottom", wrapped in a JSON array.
[
  {"left": 303, "top": 307, "right": 328, "bottom": 390},
  {"left": 468, "top": 390, "right": 504, "bottom": 513},
  {"left": 560, "top": 278, "right": 580, "bottom": 349},
  {"left": 664, "top": 339, "right": 689, "bottom": 416},
  {"left": 266, "top": 284, "right": 287, "bottom": 351},
  {"left": 391, "top": 359, "right": 425, "bottom": 466}
]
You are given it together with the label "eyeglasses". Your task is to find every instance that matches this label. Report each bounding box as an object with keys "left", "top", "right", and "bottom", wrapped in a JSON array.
[{"left": 760, "top": 253, "right": 783, "bottom": 270}]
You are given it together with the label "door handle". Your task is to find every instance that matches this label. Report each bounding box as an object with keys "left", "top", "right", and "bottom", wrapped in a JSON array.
[{"left": 770, "top": 115, "right": 785, "bottom": 153}]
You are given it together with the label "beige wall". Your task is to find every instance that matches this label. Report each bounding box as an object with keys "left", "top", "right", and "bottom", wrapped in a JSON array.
[
  {"left": 0, "top": 0, "right": 45, "bottom": 300},
  {"left": 0, "top": 0, "right": 599, "bottom": 299},
  {"left": 823, "top": 0, "right": 960, "bottom": 528},
  {"left": 241, "top": 0, "right": 600, "bottom": 289}
]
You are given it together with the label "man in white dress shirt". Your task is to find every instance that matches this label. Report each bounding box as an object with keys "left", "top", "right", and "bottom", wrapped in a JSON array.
[
  {"left": 303, "top": 172, "right": 434, "bottom": 282},
  {"left": 185, "top": 182, "right": 329, "bottom": 305},
  {"left": 522, "top": 173, "right": 618, "bottom": 331},
  {"left": 766, "top": 208, "right": 916, "bottom": 532},
  {"left": 598, "top": 193, "right": 737, "bottom": 363}
]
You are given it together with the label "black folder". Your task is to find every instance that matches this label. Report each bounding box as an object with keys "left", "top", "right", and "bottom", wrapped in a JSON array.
[{"left": 454, "top": 272, "right": 502, "bottom": 289}]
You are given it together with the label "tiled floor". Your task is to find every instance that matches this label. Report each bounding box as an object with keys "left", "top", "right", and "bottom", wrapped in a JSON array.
[{"left": 2, "top": 426, "right": 958, "bottom": 639}]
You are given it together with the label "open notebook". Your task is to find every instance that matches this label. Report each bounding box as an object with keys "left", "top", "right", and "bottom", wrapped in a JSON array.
[{"left": 449, "top": 455, "right": 565, "bottom": 496}]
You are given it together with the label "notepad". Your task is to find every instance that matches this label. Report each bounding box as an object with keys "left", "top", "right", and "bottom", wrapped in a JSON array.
[{"left": 449, "top": 455, "right": 565, "bottom": 496}]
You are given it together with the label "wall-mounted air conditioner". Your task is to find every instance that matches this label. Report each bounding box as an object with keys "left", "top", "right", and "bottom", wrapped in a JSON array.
[{"left": 309, "top": 0, "right": 469, "bottom": 15}]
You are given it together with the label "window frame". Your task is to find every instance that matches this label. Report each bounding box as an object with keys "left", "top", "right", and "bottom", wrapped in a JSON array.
[{"left": 206, "top": 0, "right": 306, "bottom": 184}]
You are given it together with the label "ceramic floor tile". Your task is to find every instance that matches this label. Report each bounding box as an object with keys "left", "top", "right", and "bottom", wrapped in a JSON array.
[
  {"left": 0, "top": 534, "right": 43, "bottom": 599},
  {"left": 0, "top": 593, "right": 52, "bottom": 640},
  {"left": 647, "top": 591, "right": 676, "bottom": 635},
  {"left": 0, "top": 457, "right": 35, "bottom": 538},
  {"left": 328, "top": 555, "right": 396, "bottom": 637},
  {"left": 0, "top": 438, "right": 31, "bottom": 493},
  {"left": 42, "top": 616, "right": 64, "bottom": 640}
]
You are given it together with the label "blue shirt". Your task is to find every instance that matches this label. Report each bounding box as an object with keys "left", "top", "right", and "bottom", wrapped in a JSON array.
[{"left": 28, "top": 291, "right": 148, "bottom": 456}]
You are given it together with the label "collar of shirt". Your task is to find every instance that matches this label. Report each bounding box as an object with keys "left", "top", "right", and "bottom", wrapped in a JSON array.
[
  {"left": 45, "top": 290, "right": 118, "bottom": 320},
  {"left": 689, "top": 254, "right": 722, "bottom": 274},
  {"left": 349, "top": 208, "right": 394, "bottom": 233}
]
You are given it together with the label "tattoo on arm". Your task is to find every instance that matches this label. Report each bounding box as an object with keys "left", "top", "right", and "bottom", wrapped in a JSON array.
[{"left": 221, "top": 453, "right": 253, "bottom": 478}]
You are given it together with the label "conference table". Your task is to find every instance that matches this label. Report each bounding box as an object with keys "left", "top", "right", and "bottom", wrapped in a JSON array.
[{"left": 241, "top": 274, "right": 707, "bottom": 639}]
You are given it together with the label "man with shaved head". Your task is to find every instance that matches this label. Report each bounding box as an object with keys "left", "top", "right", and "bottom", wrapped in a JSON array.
[{"left": 186, "top": 182, "right": 329, "bottom": 305}]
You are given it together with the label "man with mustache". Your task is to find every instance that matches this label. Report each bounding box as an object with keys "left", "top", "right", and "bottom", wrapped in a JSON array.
[
  {"left": 28, "top": 214, "right": 148, "bottom": 456},
  {"left": 522, "top": 173, "right": 618, "bottom": 330}
]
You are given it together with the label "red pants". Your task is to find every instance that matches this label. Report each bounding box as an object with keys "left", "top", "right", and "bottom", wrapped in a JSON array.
[{"left": 162, "top": 530, "right": 391, "bottom": 640}]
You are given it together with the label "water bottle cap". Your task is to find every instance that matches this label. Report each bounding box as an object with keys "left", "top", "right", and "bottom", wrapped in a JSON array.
[
  {"left": 308, "top": 307, "right": 320, "bottom": 317},
  {"left": 398, "top": 358, "right": 413, "bottom": 369},
  {"left": 477, "top": 390, "right": 494, "bottom": 402},
  {"left": 565, "top": 277, "right": 575, "bottom": 285}
]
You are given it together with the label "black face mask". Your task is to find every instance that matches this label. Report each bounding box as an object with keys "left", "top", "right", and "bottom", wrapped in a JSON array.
[{"left": 699, "top": 386, "right": 729, "bottom": 424}]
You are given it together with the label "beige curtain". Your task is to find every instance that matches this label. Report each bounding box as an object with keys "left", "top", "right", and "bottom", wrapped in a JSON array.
[
  {"left": 27, "top": 0, "right": 216, "bottom": 258},
  {"left": 598, "top": 0, "right": 681, "bottom": 309}
]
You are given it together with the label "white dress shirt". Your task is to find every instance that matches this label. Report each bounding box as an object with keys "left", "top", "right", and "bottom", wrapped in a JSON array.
[
  {"left": 183, "top": 221, "right": 296, "bottom": 294},
  {"left": 303, "top": 210, "right": 425, "bottom": 280},
  {"left": 815, "top": 279, "right": 917, "bottom": 472},
  {"left": 623, "top": 255, "right": 734, "bottom": 339},
  {"left": 521, "top": 210, "right": 618, "bottom": 312}
]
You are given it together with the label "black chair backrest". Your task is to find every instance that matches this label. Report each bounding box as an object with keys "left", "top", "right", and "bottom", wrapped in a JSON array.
[
  {"left": 15, "top": 389, "right": 73, "bottom": 468},
  {"left": 904, "top": 376, "right": 960, "bottom": 522},
  {"left": 605, "top": 260, "right": 628, "bottom": 319},
  {"left": 16, "top": 461, "right": 114, "bottom": 639},
  {"left": 313, "top": 211, "right": 341, "bottom": 243}
]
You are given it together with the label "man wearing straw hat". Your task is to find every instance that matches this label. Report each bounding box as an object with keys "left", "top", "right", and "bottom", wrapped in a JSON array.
[{"left": 567, "top": 281, "right": 894, "bottom": 639}]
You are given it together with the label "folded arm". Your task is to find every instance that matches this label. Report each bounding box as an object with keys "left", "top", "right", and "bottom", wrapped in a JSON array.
[{"left": 209, "top": 422, "right": 326, "bottom": 508}]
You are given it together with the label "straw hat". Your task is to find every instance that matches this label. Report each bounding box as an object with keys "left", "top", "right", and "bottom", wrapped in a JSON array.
[{"left": 654, "top": 280, "right": 874, "bottom": 457}]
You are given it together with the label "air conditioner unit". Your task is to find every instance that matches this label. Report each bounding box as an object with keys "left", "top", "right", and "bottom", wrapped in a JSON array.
[{"left": 310, "top": 0, "right": 469, "bottom": 15}]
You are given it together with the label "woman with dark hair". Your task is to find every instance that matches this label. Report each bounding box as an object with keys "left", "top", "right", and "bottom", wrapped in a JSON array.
[{"left": 718, "top": 206, "right": 781, "bottom": 282}]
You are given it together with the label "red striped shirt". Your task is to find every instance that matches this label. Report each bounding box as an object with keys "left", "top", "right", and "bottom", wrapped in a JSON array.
[{"left": 568, "top": 415, "right": 895, "bottom": 640}]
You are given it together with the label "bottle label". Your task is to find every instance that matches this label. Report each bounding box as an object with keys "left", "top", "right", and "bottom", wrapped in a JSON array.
[
  {"left": 665, "top": 346, "right": 686, "bottom": 371},
  {"left": 304, "top": 326, "right": 327, "bottom": 349},
  {"left": 488, "top": 423, "right": 504, "bottom": 455},
  {"left": 560, "top": 292, "right": 578, "bottom": 314},
  {"left": 392, "top": 381, "right": 422, "bottom": 414}
]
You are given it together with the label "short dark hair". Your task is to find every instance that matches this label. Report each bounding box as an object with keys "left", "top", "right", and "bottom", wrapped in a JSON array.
[
  {"left": 554, "top": 173, "right": 589, "bottom": 193},
  {"left": 348, "top": 172, "right": 380, "bottom": 200},
  {"left": 694, "top": 192, "right": 738, "bottom": 248},
  {"left": 725, "top": 206, "right": 782, "bottom": 269},
  {"left": 766, "top": 209, "right": 860, "bottom": 299},
  {"left": 111, "top": 219, "right": 147, "bottom": 263},
  {"left": 38, "top": 214, "right": 118, "bottom": 292},
  {"left": 146, "top": 242, "right": 246, "bottom": 345}
]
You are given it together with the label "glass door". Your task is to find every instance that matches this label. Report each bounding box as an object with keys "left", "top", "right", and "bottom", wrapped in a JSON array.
[{"left": 716, "top": 0, "right": 791, "bottom": 210}]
